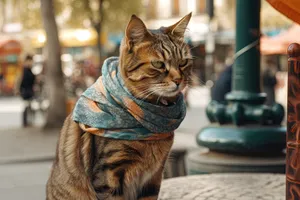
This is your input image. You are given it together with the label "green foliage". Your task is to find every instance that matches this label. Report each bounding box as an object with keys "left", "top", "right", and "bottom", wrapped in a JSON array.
[
  {"left": 16, "top": 0, "right": 142, "bottom": 32},
  {"left": 20, "top": 0, "right": 42, "bottom": 29},
  {"left": 17, "top": 0, "right": 65, "bottom": 29},
  {"left": 102, "top": 0, "right": 143, "bottom": 32},
  {"left": 66, "top": 0, "right": 143, "bottom": 33}
]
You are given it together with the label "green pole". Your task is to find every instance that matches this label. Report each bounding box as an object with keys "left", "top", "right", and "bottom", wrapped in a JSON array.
[{"left": 227, "top": 0, "right": 264, "bottom": 102}]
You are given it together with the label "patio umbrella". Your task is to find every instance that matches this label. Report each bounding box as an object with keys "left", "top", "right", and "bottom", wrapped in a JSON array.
[{"left": 267, "top": 0, "right": 300, "bottom": 24}]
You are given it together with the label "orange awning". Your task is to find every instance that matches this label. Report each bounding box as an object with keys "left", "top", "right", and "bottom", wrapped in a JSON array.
[
  {"left": 0, "top": 39, "right": 22, "bottom": 55},
  {"left": 267, "top": 0, "right": 300, "bottom": 25},
  {"left": 260, "top": 25, "right": 300, "bottom": 55}
]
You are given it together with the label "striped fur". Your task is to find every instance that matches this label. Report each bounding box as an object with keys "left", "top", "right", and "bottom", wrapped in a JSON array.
[{"left": 46, "top": 13, "right": 192, "bottom": 200}]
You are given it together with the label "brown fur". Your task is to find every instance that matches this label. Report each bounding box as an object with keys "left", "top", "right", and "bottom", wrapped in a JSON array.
[{"left": 46, "top": 13, "right": 192, "bottom": 200}]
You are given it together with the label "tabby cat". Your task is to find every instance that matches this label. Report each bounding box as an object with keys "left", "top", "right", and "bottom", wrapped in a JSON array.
[{"left": 46, "top": 13, "right": 192, "bottom": 200}]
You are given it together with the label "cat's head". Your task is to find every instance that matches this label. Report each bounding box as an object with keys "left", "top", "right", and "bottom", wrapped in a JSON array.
[{"left": 119, "top": 13, "right": 192, "bottom": 104}]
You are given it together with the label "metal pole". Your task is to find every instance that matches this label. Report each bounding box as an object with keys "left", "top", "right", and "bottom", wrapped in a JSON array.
[
  {"left": 233, "top": 0, "right": 260, "bottom": 93},
  {"left": 205, "top": 0, "right": 215, "bottom": 82},
  {"left": 226, "top": 0, "right": 265, "bottom": 103}
]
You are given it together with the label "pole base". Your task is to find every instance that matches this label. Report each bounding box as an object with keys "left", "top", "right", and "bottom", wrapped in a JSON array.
[
  {"left": 186, "top": 149, "right": 285, "bottom": 174},
  {"left": 197, "top": 124, "right": 286, "bottom": 154},
  {"left": 206, "top": 100, "right": 284, "bottom": 126}
]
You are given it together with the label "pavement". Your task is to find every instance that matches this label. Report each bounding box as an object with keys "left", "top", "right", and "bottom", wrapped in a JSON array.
[
  {"left": 0, "top": 86, "right": 210, "bottom": 164},
  {"left": 0, "top": 97, "right": 24, "bottom": 129},
  {"left": 0, "top": 107, "right": 207, "bottom": 165},
  {"left": 0, "top": 127, "right": 59, "bottom": 164},
  {"left": 0, "top": 161, "right": 51, "bottom": 200}
]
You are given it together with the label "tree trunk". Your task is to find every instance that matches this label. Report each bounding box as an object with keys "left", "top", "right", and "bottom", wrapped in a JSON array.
[
  {"left": 94, "top": 0, "right": 104, "bottom": 74},
  {"left": 96, "top": 24, "right": 102, "bottom": 62},
  {"left": 40, "top": 0, "right": 66, "bottom": 129},
  {"left": 0, "top": 0, "right": 6, "bottom": 32}
]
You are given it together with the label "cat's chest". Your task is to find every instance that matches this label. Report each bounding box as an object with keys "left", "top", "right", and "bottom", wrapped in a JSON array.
[
  {"left": 135, "top": 141, "right": 171, "bottom": 182},
  {"left": 126, "top": 146, "right": 165, "bottom": 193},
  {"left": 92, "top": 136, "right": 173, "bottom": 198}
]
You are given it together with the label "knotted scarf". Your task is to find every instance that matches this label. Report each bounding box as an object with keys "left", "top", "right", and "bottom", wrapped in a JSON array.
[{"left": 73, "top": 57, "right": 186, "bottom": 140}]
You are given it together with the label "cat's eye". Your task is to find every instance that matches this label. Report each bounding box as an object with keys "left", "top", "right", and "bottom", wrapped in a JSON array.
[
  {"left": 151, "top": 61, "right": 165, "bottom": 69},
  {"left": 179, "top": 59, "right": 188, "bottom": 67}
]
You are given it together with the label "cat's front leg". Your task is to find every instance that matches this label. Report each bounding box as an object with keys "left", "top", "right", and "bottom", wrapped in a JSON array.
[
  {"left": 138, "top": 185, "right": 160, "bottom": 200},
  {"left": 137, "top": 168, "right": 163, "bottom": 200}
]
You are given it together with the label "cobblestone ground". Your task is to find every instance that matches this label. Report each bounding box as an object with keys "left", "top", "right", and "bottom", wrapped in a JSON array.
[{"left": 159, "top": 173, "right": 285, "bottom": 200}]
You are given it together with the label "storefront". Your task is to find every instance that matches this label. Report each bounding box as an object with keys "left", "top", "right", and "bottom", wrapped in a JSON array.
[{"left": 0, "top": 39, "right": 22, "bottom": 96}]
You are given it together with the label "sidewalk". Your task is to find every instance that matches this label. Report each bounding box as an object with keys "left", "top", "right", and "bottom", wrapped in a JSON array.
[
  {"left": 0, "top": 110, "right": 208, "bottom": 165},
  {"left": 0, "top": 108, "right": 207, "bottom": 164},
  {"left": 0, "top": 97, "right": 24, "bottom": 129},
  {"left": 0, "top": 128, "right": 59, "bottom": 164},
  {"left": 0, "top": 86, "right": 210, "bottom": 164}
]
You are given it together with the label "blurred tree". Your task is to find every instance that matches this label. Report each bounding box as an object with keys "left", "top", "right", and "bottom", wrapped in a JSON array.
[
  {"left": 0, "top": 0, "right": 21, "bottom": 30},
  {"left": 215, "top": 0, "right": 235, "bottom": 30},
  {"left": 40, "top": 0, "right": 66, "bottom": 129},
  {"left": 20, "top": 0, "right": 43, "bottom": 29},
  {"left": 215, "top": 0, "right": 292, "bottom": 30},
  {"left": 0, "top": 0, "right": 5, "bottom": 32},
  {"left": 66, "top": 0, "right": 142, "bottom": 31},
  {"left": 261, "top": 1, "right": 292, "bottom": 29},
  {"left": 16, "top": 0, "right": 142, "bottom": 60},
  {"left": 18, "top": 0, "right": 65, "bottom": 30},
  {"left": 83, "top": 0, "right": 104, "bottom": 60},
  {"left": 66, "top": 0, "right": 143, "bottom": 60}
]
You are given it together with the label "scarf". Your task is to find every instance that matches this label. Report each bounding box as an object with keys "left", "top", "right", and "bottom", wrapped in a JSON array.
[{"left": 72, "top": 57, "right": 186, "bottom": 140}]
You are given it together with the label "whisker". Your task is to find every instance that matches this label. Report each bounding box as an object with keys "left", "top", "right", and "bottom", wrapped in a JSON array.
[
  {"left": 135, "top": 89, "right": 153, "bottom": 98},
  {"left": 156, "top": 94, "right": 163, "bottom": 105},
  {"left": 141, "top": 90, "right": 157, "bottom": 101},
  {"left": 190, "top": 56, "right": 202, "bottom": 60}
]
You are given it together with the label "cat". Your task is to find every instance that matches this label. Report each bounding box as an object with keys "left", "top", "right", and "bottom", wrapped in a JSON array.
[{"left": 46, "top": 13, "right": 192, "bottom": 200}]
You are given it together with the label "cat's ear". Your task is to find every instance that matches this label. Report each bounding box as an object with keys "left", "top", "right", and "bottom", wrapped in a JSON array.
[
  {"left": 165, "top": 12, "right": 192, "bottom": 39},
  {"left": 125, "top": 15, "right": 152, "bottom": 51}
]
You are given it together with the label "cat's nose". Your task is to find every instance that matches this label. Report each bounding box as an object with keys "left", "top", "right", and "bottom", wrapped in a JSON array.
[{"left": 173, "top": 79, "right": 182, "bottom": 87}]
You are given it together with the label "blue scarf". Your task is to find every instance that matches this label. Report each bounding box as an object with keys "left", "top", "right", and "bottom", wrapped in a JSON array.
[{"left": 73, "top": 57, "right": 186, "bottom": 140}]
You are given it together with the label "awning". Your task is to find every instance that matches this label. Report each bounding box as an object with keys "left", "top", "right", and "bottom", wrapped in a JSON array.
[
  {"left": 266, "top": 0, "right": 300, "bottom": 25},
  {"left": 0, "top": 39, "right": 22, "bottom": 55}
]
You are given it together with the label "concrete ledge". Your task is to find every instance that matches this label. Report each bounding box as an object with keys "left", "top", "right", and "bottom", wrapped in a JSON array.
[
  {"left": 159, "top": 173, "right": 285, "bottom": 200},
  {"left": 0, "top": 154, "right": 54, "bottom": 165}
]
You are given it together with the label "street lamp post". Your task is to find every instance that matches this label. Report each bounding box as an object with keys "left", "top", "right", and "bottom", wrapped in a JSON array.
[
  {"left": 186, "top": 0, "right": 286, "bottom": 174},
  {"left": 205, "top": 0, "right": 215, "bottom": 83}
]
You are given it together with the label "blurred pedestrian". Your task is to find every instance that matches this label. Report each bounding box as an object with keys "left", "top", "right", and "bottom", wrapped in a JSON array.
[
  {"left": 211, "top": 64, "right": 232, "bottom": 103},
  {"left": 19, "top": 54, "right": 36, "bottom": 126},
  {"left": 0, "top": 71, "right": 3, "bottom": 96},
  {"left": 262, "top": 59, "right": 277, "bottom": 106}
]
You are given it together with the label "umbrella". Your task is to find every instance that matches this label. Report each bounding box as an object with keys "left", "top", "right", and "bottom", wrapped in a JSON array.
[{"left": 267, "top": 0, "right": 300, "bottom": 24}]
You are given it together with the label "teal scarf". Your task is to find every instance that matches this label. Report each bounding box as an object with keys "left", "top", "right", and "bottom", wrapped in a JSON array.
[{"left": 73, "top": 57, "right": 186, "bottom": 140}]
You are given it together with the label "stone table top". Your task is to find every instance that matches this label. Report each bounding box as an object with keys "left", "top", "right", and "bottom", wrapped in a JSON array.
[{"left": 159, "top": 173, "right": 285, "bottom": 200}]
